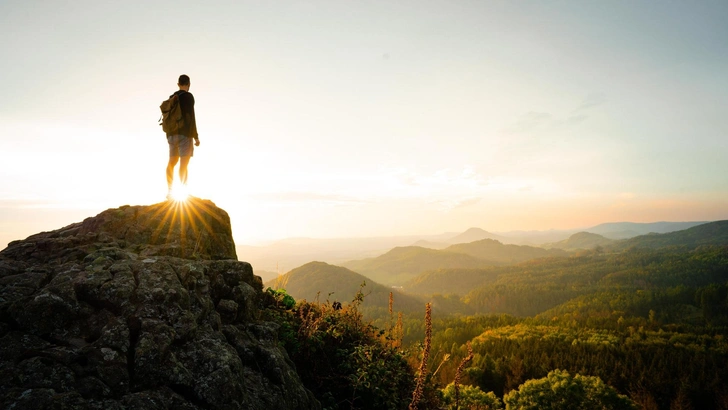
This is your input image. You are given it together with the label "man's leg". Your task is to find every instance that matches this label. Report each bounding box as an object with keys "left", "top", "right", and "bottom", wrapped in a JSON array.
[
  {"left": 178, "top": 156, "right": 191, "bottom": 186},
  {"left": 167, "top": 156, "right": 179, "bottom": 192}
]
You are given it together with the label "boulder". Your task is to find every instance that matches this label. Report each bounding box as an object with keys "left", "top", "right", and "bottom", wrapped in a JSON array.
[{"left": 0, "top": 198, "right": 320, "bottom": 410}]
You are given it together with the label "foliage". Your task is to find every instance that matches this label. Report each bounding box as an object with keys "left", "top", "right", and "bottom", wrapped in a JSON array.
[
  {"left": 502, "top": 370, "right": 636, "bottom": 410},
  {"left": 266, "top": 241, "right": 728, "bottom": 409},
  {"left": 421, "top": 314, "right": 728, "bottom": 409},
  {"left": 265, "top": 287, "right": 296, "bottom": 309},
  {"left": 441, "top": 383, "right": 503, "bottom": 409},
  {"left": 460, "top": 246, "right": 728, "bottom": 319},
  {"left": 395, "top": 247, "right": 728, "bottom": 409},
  {"left": 405, "top": 268, "right": 501, "bottom": 296},
  {"left": 262, "top": 286, "right": 417, "bottom": 410}
]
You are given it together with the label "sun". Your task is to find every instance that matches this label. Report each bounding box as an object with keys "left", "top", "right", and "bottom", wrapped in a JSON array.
[{"left": 169, "top": 183, "right": 190, "bottom": 202}]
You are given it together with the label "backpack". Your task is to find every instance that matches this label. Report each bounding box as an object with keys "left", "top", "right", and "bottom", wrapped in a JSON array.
[{"left": 159, "top": 91, "right": 185, "bottom": 135}]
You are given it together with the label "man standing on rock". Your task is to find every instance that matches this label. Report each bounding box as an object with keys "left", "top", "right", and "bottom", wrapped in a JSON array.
[{"left": 166, "top": 74, "right": 200, "bottom": 200}]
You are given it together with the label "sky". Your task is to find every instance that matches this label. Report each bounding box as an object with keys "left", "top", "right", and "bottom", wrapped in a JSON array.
[{"left": 1, "top": 0, "right": 727, "bottom": 248}]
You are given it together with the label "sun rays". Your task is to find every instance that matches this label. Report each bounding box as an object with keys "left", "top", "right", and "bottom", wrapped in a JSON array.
[{"left": 145, "top": 196, "right": 230, "bottom": 259}]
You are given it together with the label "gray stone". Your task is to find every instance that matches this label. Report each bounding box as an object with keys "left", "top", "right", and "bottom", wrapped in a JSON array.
[{"left": 0, "top": 199, "right": 320, "bottom": 410}]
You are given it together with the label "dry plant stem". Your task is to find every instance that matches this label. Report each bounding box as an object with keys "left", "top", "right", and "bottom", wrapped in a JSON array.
[
  {"left": 432, "top": 354, "right": 451, "bottom": 378},
  {"left": 299, "top": 303, "right": 324, "bottom": 339},
  {"left": 409, "top": 302, "right": 432, "bottom": 410},
  {"left": 454, "top": 341, "right": 474, "bottom": 410}
]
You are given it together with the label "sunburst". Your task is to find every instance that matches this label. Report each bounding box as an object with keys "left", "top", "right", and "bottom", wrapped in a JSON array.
[
  {"left": 145, "top": 195, "right": 229, "bottom": 259},
  {"left": 169, "top": 183, "right": 190, "bottom": 202}
]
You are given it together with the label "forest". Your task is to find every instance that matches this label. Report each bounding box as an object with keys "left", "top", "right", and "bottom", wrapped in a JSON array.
[
  {"left": 375, "top": 245, "right": 728, "bottom": 409},
  {"left": 269, "top": 223, "right": 728, "bottom": 409}
]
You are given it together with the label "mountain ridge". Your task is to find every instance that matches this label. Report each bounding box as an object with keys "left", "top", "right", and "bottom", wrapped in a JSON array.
[
  {"left": 341, "top": 246, "right": 495, "bottom": 285},
  {"left": 448, "top": 227, "right": 507, "bottom": 244},
  {"left": 608, "top": 220, "right": 728, "bottom": 250},
  {"left": 265, "top": 261, "right": 425, "bottom": 314},
  {"left": 543, "top": 232, "right": 614, "bottom": 250},
  {"left": 236, "top": 221, "right": 712, "bottom": 273},
  {"left": 445, "top": 238, "right": 569, "bottom": 262}
]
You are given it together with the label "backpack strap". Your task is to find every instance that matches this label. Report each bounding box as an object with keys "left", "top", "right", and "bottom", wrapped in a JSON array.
[{"left": 158, "top": 91, "right": 187, "bottom": 124}]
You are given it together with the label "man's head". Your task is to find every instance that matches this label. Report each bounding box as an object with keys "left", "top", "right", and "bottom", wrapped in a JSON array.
[{"left": 178, "top": 74, "right": 190, "bottom": 91}]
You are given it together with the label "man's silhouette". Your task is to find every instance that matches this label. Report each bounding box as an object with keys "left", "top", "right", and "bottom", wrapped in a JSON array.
[{"left": 166, "top": 74, "right": 199, "bottom": 199}]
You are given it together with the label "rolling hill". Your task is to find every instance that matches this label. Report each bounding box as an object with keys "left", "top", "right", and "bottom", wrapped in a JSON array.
[
  {"left": 445, "top": 239, "right": 568, "bottom": 262},
  {"left": 586, "top": 221, "right": 709, "bottom": 239},
  {"left": 341, "top": 246, "right": 495, "bottom": 285},
  {"left": 608, "top": 220, "right": 728, "bottom": 250},
  {"left": 404, "top": 267, "right": 501, "bottom": 296},
  {"left": 448, "top": 227, "right": 507, "bottom": 244},
  {"left": 543, "top": 232, "right": 614, "bottom": 250},
  {"left": 264, "top": 261, "right": 425, "bottom": 313}
]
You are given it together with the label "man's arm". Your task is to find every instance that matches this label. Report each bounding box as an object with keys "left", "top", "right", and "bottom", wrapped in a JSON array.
[
  {"left": 181, "top": 92, "right": 199, "bottom": 141},
  {"left": 187, "top": 93, "right": 198, "bottom": 141}
]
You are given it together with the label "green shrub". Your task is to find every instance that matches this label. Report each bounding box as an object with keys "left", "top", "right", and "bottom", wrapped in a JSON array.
[
  {"left": 503, "top": 369, "right": 636, "bottom": 410},
  {"left": 441, "top": 382, "right": 503, "bottom": 409},
  {"left": 263, "top": 288, "right": 416, "bottom": 410}
]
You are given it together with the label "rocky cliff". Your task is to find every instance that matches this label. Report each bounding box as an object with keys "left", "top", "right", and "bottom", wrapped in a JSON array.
[{"left": 0, "top": 198, "right": 320, "bottom": 410}]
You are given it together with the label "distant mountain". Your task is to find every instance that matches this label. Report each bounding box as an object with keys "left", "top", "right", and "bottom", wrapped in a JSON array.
[
  {"left": 448, "top": 228, "right": 506, "bottom": 244},
  {"left": 543, "top": 232, "right": 614, "bottom": 251},
  {"left": 445, "top": 239, "right": 568, "bottom": 263},
  {"left": 341, "top": 246, "right": 494, "bottom": 286},
  {"left": 255, "top": 269, "right": 279, "bottom": 283},
  {"left": 586, "top": 221, "right": 708, "bottom": 239},
  {"left": 491, "top": 230, "right": 578, "bottom": 245},
  {"left": 609, "top": 220, "right": 728, "bottom": 250},
  {"left": 404, "top": 268, "right": 501, "bottom": 296},
  {"left": 264, "top": 261, "right": 424, "bottom": 313},
  {"left": 237, "top": 232, "right": 457, "bottom": 272},
  {"left": 238, "top": 222, "right": 713, "bottom": 273}
]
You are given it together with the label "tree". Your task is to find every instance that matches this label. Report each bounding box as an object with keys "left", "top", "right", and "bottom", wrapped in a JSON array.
[
  {"left": 503, "top": 369, "right": 636, "bottom": 410},
  {"left": 440, "top": 383, "right": 503, "bottom": 410}
]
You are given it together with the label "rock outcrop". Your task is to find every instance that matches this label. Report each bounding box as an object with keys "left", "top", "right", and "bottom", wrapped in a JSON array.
[{"left": 0, "top": 198, "right": 320, "bottom": 409}]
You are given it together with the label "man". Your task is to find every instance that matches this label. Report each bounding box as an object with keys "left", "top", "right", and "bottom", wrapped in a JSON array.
[{"left": 166, "top": 74, "right": 200, "bottom": 200}]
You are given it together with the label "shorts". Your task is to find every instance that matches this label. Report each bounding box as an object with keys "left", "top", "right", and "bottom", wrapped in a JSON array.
[{"left": 167, "top": 135, "right": 194, "bottom": 158}]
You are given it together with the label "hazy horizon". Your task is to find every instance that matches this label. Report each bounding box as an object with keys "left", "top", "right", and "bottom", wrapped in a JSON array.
[
  {"left": 2, "top": 1, "right": 727, "bottom": 249},
  {"left": 0, "top": 206, "right": 716, "bottom": 249}
]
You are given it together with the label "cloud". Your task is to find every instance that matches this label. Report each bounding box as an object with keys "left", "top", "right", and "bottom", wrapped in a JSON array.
[{"left": 575, "top": 92, "right": 606, "bottom": 111}]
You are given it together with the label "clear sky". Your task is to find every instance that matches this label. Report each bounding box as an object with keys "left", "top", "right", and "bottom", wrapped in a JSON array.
[{"left": 1, "top": 0, "right": 727, "bottom": 248}]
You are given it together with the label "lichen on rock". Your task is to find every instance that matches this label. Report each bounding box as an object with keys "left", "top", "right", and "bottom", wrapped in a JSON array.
[{"left": 0, "top": 198, "right": 320, "bottom": 409}]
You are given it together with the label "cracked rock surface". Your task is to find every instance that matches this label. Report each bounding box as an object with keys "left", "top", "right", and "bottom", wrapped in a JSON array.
[{"left": 0, "top": 198, "right": 320, "bottom": 410}]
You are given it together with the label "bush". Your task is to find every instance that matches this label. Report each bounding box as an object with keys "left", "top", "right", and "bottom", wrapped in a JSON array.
[
  {"left": 441, "top": 382, "right": 503, "bottom": 409},
  {"left": 503, "top": 369, "right": 636, "bottom": 410},
  {"left": 263, "top": 288, "right": 416, "bottom": 410}
]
